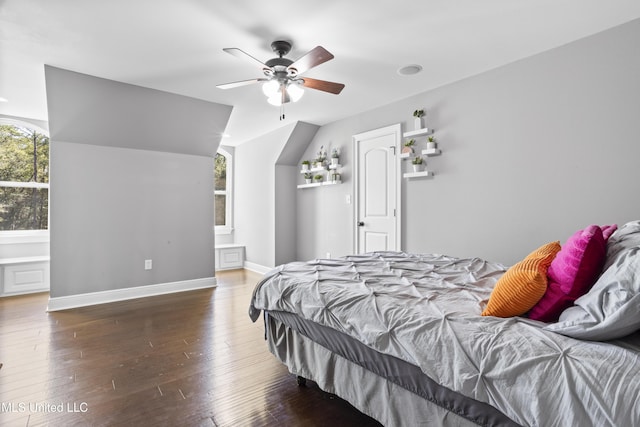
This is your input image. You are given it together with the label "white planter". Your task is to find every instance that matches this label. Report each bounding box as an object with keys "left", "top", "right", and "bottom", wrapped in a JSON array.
[
  {"left": 302, "top": 164, "right": 310, "bottom": 171},
  {"left": 305, "top": 179, "right": 312, "bottom": 184},
  {"left": 426, "top": 142, "right": 437, "bottom": 150},
  {"left": 331, "top": 157, "right": 339, "bottom": 166},
  {"left": 414, "top": 117, "right": 423, "bottom": 130},
  {"left": 412, "top": 164, "right": 424, "bottom": 172}
]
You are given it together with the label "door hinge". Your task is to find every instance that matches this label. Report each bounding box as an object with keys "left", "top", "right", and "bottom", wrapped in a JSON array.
[
  {"left": 393, "top": 208, "right": 396, "bottom": 217},
  {"left": 390, "top": 146, "right": 396, "bottom": 155}
]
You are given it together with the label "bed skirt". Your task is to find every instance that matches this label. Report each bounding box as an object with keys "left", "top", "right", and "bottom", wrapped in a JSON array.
[{"left": 265, "top": 313, "right": 518, "bottom": 427}]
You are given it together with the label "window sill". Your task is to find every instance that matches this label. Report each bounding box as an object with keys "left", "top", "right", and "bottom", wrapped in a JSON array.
[
  {"left": 215, "top": 226, "right": 234, "bottom": 236},
  {"left": 0, "top": 230, "right": 50, "bottom": 245}
]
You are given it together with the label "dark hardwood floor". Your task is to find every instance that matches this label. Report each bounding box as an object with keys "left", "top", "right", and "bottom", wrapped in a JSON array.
[{"left": 0, "top": 269, "right": 382, "bottom": 427}]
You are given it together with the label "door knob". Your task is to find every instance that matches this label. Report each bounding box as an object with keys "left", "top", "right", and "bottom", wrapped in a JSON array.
[{"left": 358, "top": 221, "right": 365, "bottom": 227}]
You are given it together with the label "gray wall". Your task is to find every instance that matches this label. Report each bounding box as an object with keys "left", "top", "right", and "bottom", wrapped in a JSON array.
[
  {"left": 45, "top": 66, "right": 232, "bottom": 297},
  {"left": 274, "top": 165, "right": 298, "bottom": 265},
  {"left": 234, "top": 122, "right": 318, "bottom": 269},
  {"left": 235, "top": 125, "right": 293, "bottom": 268},
  {"left": 297, "top": 18, "right": 640, "bottom": 266}
]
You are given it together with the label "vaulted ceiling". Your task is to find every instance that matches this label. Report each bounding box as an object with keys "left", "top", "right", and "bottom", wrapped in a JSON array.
[{"left": 2, "top": 1, "right": 640, "bottom": 145}]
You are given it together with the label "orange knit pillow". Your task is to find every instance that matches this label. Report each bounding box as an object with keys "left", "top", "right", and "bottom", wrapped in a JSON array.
[{"left": 482, "top": 241, "right": 561, "bottom": 318}]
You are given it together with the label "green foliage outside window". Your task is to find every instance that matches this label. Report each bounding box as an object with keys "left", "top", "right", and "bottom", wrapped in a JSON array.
[
  {"left": 0, "top": 124, "right": 50, "bottom": 230},
  {"left": 214, "top": 153, "right": 227, "bottom": 226}
]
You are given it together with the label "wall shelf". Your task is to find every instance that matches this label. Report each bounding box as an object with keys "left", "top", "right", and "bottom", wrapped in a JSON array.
[
  {"left": 299, "top": 152, "right": 342, "bottom": 189},
  {"left": 297, "top": 181, "right": 342, "bottom": 189},
  {"left": 300, "top": 164, "right": 341, "bottom": 174},
  {"left": 403, "top": 128, "right": 434, "bottom": 138},
  {"left": 403, "top": 171, "right": 434, "bottom": 179},
  {"left": 422, "top": 148, "right": 441, "bottom": 156},
  {"left": 402, "top": 124, "right": 440, "bottom": 179}
]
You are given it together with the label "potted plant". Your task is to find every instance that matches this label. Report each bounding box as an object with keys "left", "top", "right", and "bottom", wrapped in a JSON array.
[
  {"left": 314, "top": 174, "right": 324, "bottom": 183},
  {"left": 301, "top": 160, "right": 311, "bottom": 171},
  {"left": 413, "top": 109, "right": 425, "bottom": 130},
  {"left": 330, "top": 148, "right": 340, "bottom": 166},
  {"left": 304, "top": 172, "right": 313, "bottom": 184},
  {"left": 315, "top": 145, "right": 327, "bottom": 168},
  {"left": 426, "top": 136, "right": 437, "bottom": 150},
  {"left": 412, "top": 156, "right": 424, "bottom": 172},
  {"left": 402, "top": 139, "right": 416, "bottom": 154}
]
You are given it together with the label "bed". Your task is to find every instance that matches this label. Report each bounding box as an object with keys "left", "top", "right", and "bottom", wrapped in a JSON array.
[{"left": 249, "top": 221, "right": 640, "bottom": 427}]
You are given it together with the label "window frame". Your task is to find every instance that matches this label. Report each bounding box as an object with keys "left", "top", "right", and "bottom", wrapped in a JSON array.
[
  {"left": 214, "top": 148, "right": 233, "bottom": 235},
  {"left": 0, "top": 119, "right": 50, "bottom": 238}
]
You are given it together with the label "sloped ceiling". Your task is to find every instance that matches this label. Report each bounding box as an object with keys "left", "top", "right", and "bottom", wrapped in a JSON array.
[{"left": 2, "top": 1, "right": 640, "bottom": 145}]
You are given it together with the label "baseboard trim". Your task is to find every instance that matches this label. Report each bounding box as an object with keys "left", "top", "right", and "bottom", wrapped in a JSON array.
[
  {"left": 47, "top": 277, "right": 217, "bottom": 312},
  {"left": 243, "top": 261, "right": 272, "bottom": 275}
]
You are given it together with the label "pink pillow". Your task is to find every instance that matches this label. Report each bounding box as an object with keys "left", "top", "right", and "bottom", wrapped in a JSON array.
[
  {"left": 601, "top": 224, "right": 618, "bottom": 240},
  {"left": 528, "top": 225, "right": 609, "bottom": 322}
]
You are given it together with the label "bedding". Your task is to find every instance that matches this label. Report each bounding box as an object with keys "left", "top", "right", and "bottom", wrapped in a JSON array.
[
  {"left": 249, "top": 222, "right": 640, "bottom": 427},
  {"left": 266, "top": 310, "right": 519, "bottom": 426}
]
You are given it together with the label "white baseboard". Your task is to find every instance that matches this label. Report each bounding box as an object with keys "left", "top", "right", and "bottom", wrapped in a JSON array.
[
  {"left": 47, "top": 277, "right": 217, "bottom": 312},
  {"left": 242, "top": 261, "right": 272, "bottom": 275}
]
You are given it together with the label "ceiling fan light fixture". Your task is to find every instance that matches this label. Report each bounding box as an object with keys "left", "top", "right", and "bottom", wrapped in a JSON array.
[
  {"left": 287, "top": 82, "right": 304, "bottom": 102},
  {"left": 219, "top": 40, "right": 343, "bottom": 116},
  {"left": 267, "top": 88, "right": 291, "bottom": 106},
  {"left": 267, "top": 95, "right": 282, "bottom": 106},
  {"left": 262, "top": 80, "right": 280, "bottom": 97}
]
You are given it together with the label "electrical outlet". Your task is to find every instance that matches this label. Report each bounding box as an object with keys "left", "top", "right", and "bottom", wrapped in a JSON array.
[{"left": 144, "top": 259, "right": 152, "bottom": 270}]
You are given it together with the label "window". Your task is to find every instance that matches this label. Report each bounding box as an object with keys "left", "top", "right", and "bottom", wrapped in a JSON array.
[
  {"left": 0, "top": 124, "right": 50, "bottom": 231},
  {"left": 214, "top": 148, "right": 232, "bottom": 233}
]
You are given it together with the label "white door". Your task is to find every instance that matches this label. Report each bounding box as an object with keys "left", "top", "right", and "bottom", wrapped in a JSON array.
[{"left": 353, "top": 124, "right": 401, "bottom": 253}]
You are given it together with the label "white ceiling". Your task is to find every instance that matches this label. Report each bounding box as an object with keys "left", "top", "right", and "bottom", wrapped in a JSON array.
[{"left": 2, "top": 0, "right": 640, "bottom": 146}]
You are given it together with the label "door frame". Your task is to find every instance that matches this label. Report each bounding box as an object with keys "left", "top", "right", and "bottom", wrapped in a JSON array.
[{"left": 352, "top": 123, "right": 402, "bottom": 253}]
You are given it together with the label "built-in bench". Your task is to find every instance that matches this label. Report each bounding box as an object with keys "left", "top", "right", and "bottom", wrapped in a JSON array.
[
  {"left": 0, "top": 256, "right": 50, "bottom": 296},
  {"left": 215, "top": 244, "right": 245, "bottom": 270}
]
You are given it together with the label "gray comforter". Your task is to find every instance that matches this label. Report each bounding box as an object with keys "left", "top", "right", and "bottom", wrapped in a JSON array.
[{"left": 249, "top": 251, "right": 640, "bottom": 427}]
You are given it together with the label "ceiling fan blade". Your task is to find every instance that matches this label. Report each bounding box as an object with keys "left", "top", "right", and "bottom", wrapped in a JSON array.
[
  {"left": 288, "top": 46, "right": 334, "bottom": 75},
  {"left": 300, "top": 77, "right": 345, "bottom": 95},
  {"left": 223, "top": 48, "right": 269, "bottom": 71},
  {"left": 216, "top": 78, "right": 268, "bottom": 90}
]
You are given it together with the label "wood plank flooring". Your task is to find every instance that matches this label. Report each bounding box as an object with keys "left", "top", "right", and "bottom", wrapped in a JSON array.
[{"left": 0, "top": 269, "right": 382, "bottom": 426}]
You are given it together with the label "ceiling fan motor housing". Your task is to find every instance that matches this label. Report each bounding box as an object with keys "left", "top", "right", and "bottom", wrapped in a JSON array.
[{"left": 271, "top": 40, "right": 292, "bottom": 57}]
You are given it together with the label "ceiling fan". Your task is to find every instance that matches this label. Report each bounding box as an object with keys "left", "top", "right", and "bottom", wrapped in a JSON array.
[{"left": 216, "top": 40, "right": 345, "bottom": 112}]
